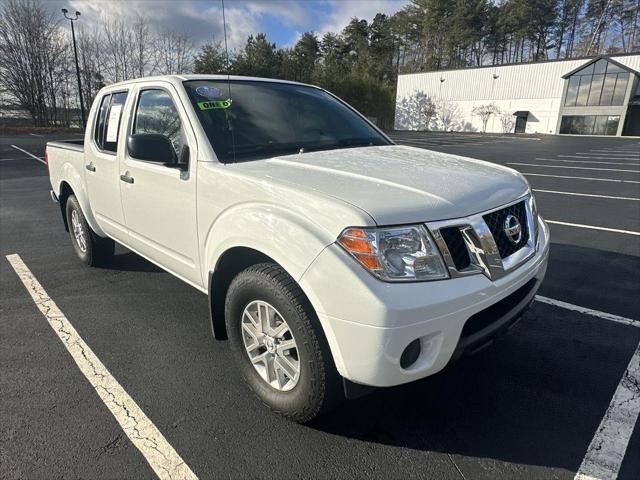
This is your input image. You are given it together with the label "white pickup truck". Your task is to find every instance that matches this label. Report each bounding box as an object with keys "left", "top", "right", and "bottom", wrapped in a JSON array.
[{"left": 47, "top": 75, "right": 549, "bottom": 422}]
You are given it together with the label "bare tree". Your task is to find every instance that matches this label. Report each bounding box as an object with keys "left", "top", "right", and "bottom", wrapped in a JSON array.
[
  {"left": 0, "top": 0, "right": 69, "bottom": 126},
  {"left": 132, "top": 13, "right": 155, "bottom": 78},
  {"left": 103, "top": 17, "right": 135, "bottom": 82},
  {"left": 472, "top": 103, "right": 500, "bottom": 132},
  {"left": 394, "top": 91, "right": 438, "bottom": 130},
  {"left": 155, "top": 29, "right": 195, "bottom": 75},
  {"left": 421, "top": 96, "right": 437, "bottom": 130},
  {"left": 77, "top": 26, "right": 107, "bottom": 110},
  {"left": 498, "top": 110, "right": 516, "bottom": 133},
  {"left": 434, "top": 100, "right": 463, "bottom": 132}
]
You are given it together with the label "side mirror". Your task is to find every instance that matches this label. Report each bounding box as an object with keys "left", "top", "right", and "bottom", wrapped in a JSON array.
[{"left": 127, "top": 133, "right": 176, "bottom": 164}]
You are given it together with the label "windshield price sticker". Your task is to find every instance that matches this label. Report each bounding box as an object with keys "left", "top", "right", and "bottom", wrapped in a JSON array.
[{"left": 197, "top": 99, "right": 232, "bottom": 110}]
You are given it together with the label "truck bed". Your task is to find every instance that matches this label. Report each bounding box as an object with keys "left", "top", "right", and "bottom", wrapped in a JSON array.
[
  {"left": 47, "top": 139, "right": 86, "bottom": 198},
  {"left": 47, "top": 139, "right": 84, "bottom": 152}
]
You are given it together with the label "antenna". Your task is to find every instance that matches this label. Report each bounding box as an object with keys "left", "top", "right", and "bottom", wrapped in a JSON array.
[
  {"left": 220, "top": 0, "right": 235, "bottom": 162},
  {"left": 221, "top": 0, "right": 231, "bottom": 93}
]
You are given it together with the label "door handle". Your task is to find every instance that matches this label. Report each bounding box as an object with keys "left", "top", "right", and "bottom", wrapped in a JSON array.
[
  {"left": 85, "top": 163, "right": 96, "bottom": 172},
  {"left": 120, "top": 173, "right": 134, "bottom": 184}
]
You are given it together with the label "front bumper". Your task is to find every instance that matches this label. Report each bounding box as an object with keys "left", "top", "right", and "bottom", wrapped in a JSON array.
[{"left": 299, "top": 218, "right": 550, "bottom": 387}]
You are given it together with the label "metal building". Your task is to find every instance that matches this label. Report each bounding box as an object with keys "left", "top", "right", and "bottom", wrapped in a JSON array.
[{"left": 394, "top": 53, "right": 640, "bottom": 136}]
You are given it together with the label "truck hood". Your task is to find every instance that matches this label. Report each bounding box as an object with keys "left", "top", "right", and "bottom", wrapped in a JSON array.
[{"left": 243, "top": 145, "right": 529, "bottom": 225}]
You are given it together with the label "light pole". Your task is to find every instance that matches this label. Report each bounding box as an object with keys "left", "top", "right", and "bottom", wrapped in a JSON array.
[{"left": 62, "top": 8, "right": 85, "bottom": 128}]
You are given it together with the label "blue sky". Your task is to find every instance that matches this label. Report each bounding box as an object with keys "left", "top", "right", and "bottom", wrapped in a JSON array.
[{"left": 63, "top": 0, "right": 408, "bottom": 49}]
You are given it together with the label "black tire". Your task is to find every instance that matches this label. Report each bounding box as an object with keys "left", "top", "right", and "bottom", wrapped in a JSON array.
[
  {"left": 225, "top": 263, "right": 343, "bottom": 423},
  {"left": 65, "top": 195, "right": 114, "bottom": 267}
]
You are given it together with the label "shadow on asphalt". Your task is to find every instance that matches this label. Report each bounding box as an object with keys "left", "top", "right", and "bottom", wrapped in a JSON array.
[{"left": 103, "top": 251, "right": 163, "bottom": 273}]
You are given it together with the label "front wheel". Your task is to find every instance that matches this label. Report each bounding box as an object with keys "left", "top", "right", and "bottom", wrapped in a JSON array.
[
  {"left": 225, "top": 263, "right": 342, "bottom": 423},
  {"left": 65, "top": 195, "right": 114, "bottom": 267}
]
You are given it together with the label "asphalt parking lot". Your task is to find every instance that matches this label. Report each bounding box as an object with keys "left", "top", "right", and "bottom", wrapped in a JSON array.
[{"left": 1, "top": 131, "right": 639, "bottom": 479}]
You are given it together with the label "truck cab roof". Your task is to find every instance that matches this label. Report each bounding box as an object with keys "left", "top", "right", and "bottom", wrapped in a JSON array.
[{"left": 106, "top": 74, "right": 314, "bottom": 90}]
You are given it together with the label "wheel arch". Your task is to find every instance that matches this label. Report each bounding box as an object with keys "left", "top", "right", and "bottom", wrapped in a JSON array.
[
  {"left": 207, "top": 245, "right": 348, "bottom": 382},
  {"left": 58, "top": 181, "right": 74, "bottom": 231},
  {"left": 57, "top": 169, "right": 104, "bottom": 236},
  {"left": 208, "top": 246, "right": 275, "bottom": 340}
]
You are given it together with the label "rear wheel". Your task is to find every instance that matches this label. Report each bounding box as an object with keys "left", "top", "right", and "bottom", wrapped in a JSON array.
[
  {"left": 225, "top": 263, "right": 342, "bottom": 423},
  {"left": 65, "top": 195, "right": 114, "bottom": 267}
]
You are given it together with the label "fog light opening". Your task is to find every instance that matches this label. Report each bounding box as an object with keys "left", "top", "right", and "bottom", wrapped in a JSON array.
[{"left": 400, "top": 338, "right": 421, "bottom": 369}]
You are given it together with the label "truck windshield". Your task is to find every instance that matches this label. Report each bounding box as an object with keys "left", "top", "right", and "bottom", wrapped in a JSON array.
[{"left": 183, "top": 80, "right": 390, "bottom": 162}]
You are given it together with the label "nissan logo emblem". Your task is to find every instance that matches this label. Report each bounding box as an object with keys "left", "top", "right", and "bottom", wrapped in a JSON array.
[{"left": 503, "top": 214, "right": 522, "bottom": 245}]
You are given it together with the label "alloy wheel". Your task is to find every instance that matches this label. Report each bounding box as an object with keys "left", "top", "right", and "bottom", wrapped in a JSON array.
[
  {"left": 241, "top": 300, "right": 300, "bottom": 391},
  {"left": 70, "top": 209, "right": 87, "bottom": 253}
]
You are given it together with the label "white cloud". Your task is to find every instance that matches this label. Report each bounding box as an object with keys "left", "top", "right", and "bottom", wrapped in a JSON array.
[
  {"left": 318, "top": 0, "right": 407, "bottom": 36},
  {"left": 64, "top": 0, "right": 306, "bottom": 50},
  {"left": 57, "top": 0, "right": 409, "bottom": 51},
  {"left": 219, "top": 4, "right": 262, "bottom": 50},
  {"left": 237, "top": 0, "right": 311, "bottom": 27}
]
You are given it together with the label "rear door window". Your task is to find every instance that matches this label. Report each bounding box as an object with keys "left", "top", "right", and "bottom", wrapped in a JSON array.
[
  {"left": 102, "top": 92, "right": 129, "bottom": 153},
  {"left": 93, "top": 94, "right": 111, "bottom": 150}
]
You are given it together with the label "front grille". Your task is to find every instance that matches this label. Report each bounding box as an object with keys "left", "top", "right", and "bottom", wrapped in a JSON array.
[
  {"left": 440, "top": 227, "right": 471, "bottom": 270},
  {"left": 483, "top": 201, "right": 529, "bottom": 258}
]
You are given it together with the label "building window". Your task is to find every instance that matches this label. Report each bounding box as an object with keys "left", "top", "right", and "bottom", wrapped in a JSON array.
[
  {"left": 576, "top": 76, "right": 591, "bottom": 105},
  {"left": 612, "top": 73, "right": 629, "bottom": 105},
  {"left": 560, "top": 115, "right": 619, "bottom": 135},
  {"left": 565, "top": 76, "right": 580, "bottom": 106},
  {"left": 600, "top": 74, "right": 617, "bottom": 104},
  {"left": 564, "top": 59, "right": 630, "bottom": 107}
]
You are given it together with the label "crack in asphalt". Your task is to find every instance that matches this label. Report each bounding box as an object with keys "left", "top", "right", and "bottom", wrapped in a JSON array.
[
  {"left": 574, "top": 343, "right": 640, "bottom": 480},
  {"left": 6, "top": 254, "right": 198, "bottom": 480},
  {"left": 447, "top": 453, "right": 467, "bottom": 480}
]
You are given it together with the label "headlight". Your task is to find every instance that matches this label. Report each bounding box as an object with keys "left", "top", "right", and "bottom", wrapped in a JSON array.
[
  {"left": 337, "top": 225, "right": 449, "bottom": 282},
  {"left": 528, "top": 194, "right": 539, "bottom": 243}
]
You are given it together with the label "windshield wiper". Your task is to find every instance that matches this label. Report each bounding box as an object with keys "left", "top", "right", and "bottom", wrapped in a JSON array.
[
  {"left": 226, "top": 138, "right": 383, "bottom": 162},
  {"left": 226, "top": 143, "right": 301, "bottom": 161},
  {"left": 337, "top": 138, "right": 377, "bottom": 148},
  {"left": 302, "top": 138, "right": 378, "bottom": 153}
]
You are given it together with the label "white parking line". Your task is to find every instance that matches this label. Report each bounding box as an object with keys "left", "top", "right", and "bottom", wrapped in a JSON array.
[
  {"left": 5, "top": 254, "right": 198, "bottom": 480},
  {"left": 522, "top": 173, "right": 640, "bottom": 184},
  {"left": 424, "top": 141, "right": 515, "bottom": 147},
  {"left": 508, "top": 163, "right": 640, "bottom": 173},
  {"left": 397, "top": 137, "right": 480, "bottom": 144},
  {"left": 574, "top": 343, "right": 640, "bottom": 480},
  {"left": 28, "top": 133, "right": 43, "bottom": 137},
  {"left": 546, "top": 220, "right": 640, "bottom": 236},
  {"left": 587, "top": 150, "right": 640, "bottom": 156},
  {"left": 535, "top": 297, "right": 640, "bottom": 479},
  {"left": 582, "top": 154, "right": 640, "bottom": 158},
  {"left": 560, "top": 155, "right": 640, "bottom": 161},
  {"left": 10, "top": 145, "right": 46, "bottom": 165},
  {"left": 535, "top": 296, "right": 640, "bottom": 328},
  {"left": 533, "top": 189, "right": 640, "bottom": 201},
  {"left": 0, "top": 157, "right": 44, "bottom": 162},
  {"left": 535, "top": 158, "right": 640, "bottom": 166}
]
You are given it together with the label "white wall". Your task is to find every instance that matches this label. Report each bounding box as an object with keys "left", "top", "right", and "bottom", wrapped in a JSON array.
[
  {"left": 407, "top": 97, "right": 562, "bottom": 134},
  {"left": 395, "top": 54, "right": 640, "bottom": 134}
]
